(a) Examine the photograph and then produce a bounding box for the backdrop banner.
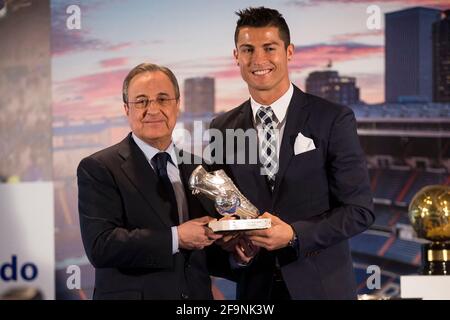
[0,182,55,300]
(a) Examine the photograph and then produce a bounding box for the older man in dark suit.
[77,63,224,300]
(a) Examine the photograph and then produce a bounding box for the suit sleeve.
[292,107,375,256]
[77,157,173,269]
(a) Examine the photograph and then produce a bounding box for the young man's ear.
[287,44,294,61]
[233,48,239,66]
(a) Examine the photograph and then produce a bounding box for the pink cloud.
[99,57,129,68]
[208,65,241,79]
[51,28,133,57]
[351,73,384,104]
[291,43,384,71]
[53,69,129,119]
[332,30,384,42]
[106,42,133,51]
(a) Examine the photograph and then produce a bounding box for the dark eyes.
[241,47,275,53]
[129,97,177,109]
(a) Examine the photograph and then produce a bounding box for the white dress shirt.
[132,133,188,254]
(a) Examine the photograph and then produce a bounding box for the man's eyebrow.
[133,93,170,99]
[156,92,170,97]
[239,44,254,49]
[134,94,148,99]
[263,42,280,46]
[239,42,280,49]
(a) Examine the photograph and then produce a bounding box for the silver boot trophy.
[189,165,271,232]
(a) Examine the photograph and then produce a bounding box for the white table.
[401,275,450,300]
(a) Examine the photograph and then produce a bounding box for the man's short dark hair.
[234,7,291,49]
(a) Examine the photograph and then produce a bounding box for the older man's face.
[124,71,179,150]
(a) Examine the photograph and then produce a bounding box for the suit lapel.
[272,86,311,203]
[119,134,174,227]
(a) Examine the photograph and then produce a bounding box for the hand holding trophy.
[189,165,271,232]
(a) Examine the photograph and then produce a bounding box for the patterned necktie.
[256,106,279,191]
[151,152,179,226]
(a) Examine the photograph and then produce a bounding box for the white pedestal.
[401,275,450,300]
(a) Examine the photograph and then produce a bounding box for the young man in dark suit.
[77,63,224,300]
[210,7,375,300]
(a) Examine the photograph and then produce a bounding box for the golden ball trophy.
[409,185,450,275]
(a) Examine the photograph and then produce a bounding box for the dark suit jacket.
[77,133,221,300]
[209,86,375,300]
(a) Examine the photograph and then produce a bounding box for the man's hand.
[215,232,240,252]
[245,212,294,251]
[212,216,259,264]
[214,215,241,250]
[177,216,223,250]
[232,235,260,265]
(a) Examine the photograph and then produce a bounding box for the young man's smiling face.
[234,26,294,104]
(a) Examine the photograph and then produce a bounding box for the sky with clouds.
[50,0,448,120]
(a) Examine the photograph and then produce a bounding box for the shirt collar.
[251,82,294,124]
[132,133,178,168]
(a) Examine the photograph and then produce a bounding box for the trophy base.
[208,218,271,232]
[421,242,450,275]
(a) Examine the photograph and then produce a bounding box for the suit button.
[181,293,189,299]
[185,263,191,268]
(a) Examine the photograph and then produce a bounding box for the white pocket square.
[294,132,316,155]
